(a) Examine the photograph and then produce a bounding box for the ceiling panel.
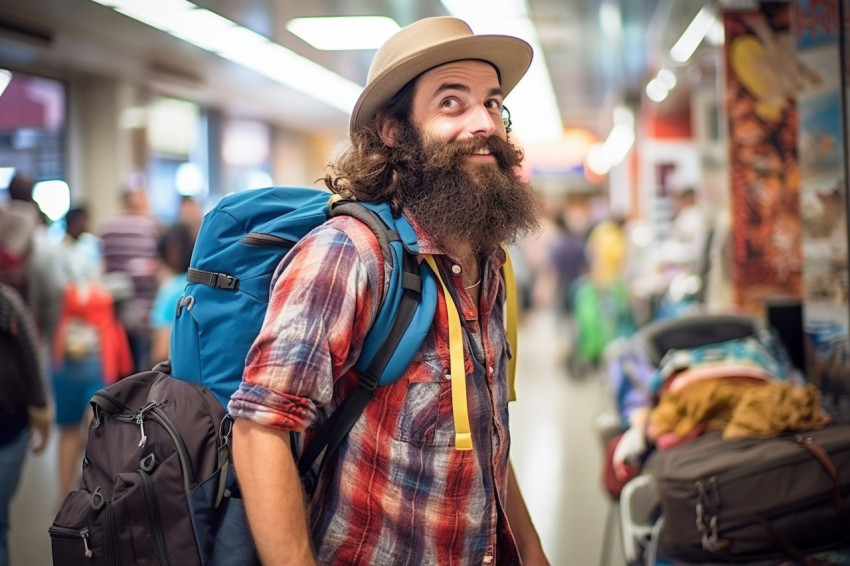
[0,0,714,139]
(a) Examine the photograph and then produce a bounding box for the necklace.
[464,278,482,290]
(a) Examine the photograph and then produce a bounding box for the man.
[98,181,161,372]
[0,173,64,342]
[230,17,549,565]
[0,282,52,566]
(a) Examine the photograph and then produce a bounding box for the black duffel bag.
[647,422,850,563]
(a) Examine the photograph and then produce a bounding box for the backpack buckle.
[213,273,238,290]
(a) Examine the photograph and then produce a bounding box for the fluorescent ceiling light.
[287,16,401,51]
[645,78,669,102]
[656,68,676,89]
[599,0,622,43]
[441,0,563,144]
[706,18,725,46]
[0,69,11,98]
[586,106,634,175]
[645,68,676,103]
[33,179,71,222]
[670,5,716,63]
[90,0,362,114]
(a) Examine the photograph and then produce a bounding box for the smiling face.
[408,60,507,157]
[371,60,539,253]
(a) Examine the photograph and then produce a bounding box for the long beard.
[391,122,540,253]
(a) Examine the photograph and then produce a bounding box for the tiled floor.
[10,306,621,565]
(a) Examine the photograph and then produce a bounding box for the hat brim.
[350,34,532,134]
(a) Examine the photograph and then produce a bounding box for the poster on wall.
[795,0,850,418]
[723,3,804,313]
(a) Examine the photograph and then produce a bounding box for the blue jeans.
[0,428,28,566]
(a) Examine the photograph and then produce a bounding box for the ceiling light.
[706,18,725,46]
[670,5,716,63]
[586,106,634,175]
[440,0,563,144]
[33,179,71,222]
[90,0,362,114]
[645,79,669,102]
[656,68,677,89]
[599,0,623,43]
[286,16,401,51]
[0,69,11,97]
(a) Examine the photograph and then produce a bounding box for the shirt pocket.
[392,351,456,447]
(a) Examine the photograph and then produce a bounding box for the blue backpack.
[170,186,438,472]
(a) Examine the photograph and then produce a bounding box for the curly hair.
[323,80,419,212]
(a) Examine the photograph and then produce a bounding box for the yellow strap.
[423,255,473,451]
[502,249,519,402]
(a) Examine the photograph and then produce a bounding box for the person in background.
[178,195,204,240]
[540,211,588,366]
[658,187,709,280]
[653,186,711,318]
[149,222,195,364]
[230,16,550,566]
[0,283,51,566]
[571,215,635,373]
[98,180,162,372]
[52,205,133,497]
[0,173,64,345]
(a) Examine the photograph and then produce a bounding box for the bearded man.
[230,16,549,566]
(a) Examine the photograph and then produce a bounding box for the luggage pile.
[604,312,850,566]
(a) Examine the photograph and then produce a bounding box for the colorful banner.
[796,0,850,418]
[723,3,803,314]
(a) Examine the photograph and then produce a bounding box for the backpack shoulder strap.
[298,201,435,482]
[424,255,472,451]
[297,203,520,481]
[501,247,519,402]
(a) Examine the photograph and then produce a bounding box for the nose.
[465,105,500,137]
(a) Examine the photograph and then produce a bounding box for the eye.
[485,99,503,111]
[440,98,459,109]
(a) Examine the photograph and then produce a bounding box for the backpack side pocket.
[49,488,118,566]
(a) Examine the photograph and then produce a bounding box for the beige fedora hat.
[349,16,533,134]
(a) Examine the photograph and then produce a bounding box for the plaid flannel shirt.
[229,213,518,565]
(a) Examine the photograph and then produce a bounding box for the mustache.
[421,135,523,171]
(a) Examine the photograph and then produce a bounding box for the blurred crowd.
[512,184,721,377]
[0,173,200,515]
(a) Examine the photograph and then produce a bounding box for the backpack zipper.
[48,526,94,558]
[104,502,119,565]
[240,232,295,247]
[139,469,170,564]
[97,396,197,491]
[148,405,196,490]
[49,515,120,566]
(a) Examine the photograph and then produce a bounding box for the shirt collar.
[401,209,507,270]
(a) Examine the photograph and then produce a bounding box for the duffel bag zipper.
[691,435,850,536]
[240,232,294,247]
[702,433,850,487]
[139,470,170,564]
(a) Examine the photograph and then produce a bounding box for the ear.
[376,114,398,147]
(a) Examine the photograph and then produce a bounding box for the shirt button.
[488,366,494,375]
[483,557,494,564]
[451,264,462,274]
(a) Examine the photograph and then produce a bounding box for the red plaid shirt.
[229,213,518,565]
